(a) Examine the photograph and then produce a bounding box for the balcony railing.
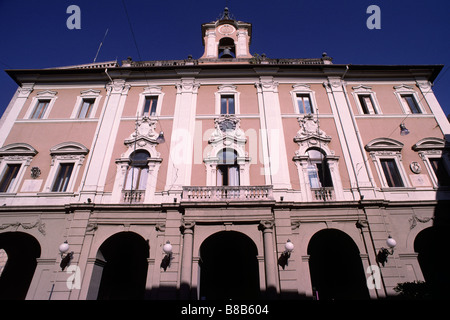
[122,190,145,203]
[182,186,273,202]
[311,187,334,201]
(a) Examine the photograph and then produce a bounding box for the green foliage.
[393,281,432,299]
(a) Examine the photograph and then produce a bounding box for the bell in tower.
[200,7,252,61]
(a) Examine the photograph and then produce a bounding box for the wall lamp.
[156,131,165,144]
[160,241,173,271]
[278,239,294,270]
[59,241,74,271]
[399,123,410,136]
[377,235,397,267]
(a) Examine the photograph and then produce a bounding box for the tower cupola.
[200,7,252,60]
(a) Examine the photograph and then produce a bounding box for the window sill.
[37,192,77,197]
[380,187,416,192]
[0,192,18,197]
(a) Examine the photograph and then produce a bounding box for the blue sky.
[1,0,449,118]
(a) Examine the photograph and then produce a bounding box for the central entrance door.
[199,231,260,300]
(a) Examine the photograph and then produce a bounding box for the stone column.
[180,221,195,299]
[259,220,277,298]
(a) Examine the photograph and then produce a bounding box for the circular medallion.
[410,161,421,174]
[218,24,235,35]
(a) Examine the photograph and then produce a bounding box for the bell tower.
[200,8,252,60]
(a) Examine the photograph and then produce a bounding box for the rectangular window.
[307,162,333,188]
[429,158,450,186]
[0,164,21,192]
[77,98,95,118]
[143,96,158,116]
[220,95,235,114]
[125,167,148,190]
[52,163,74,192]
[296,94,313,114]
[217,165,239,186]
[380,159,404,187]
[358,95,376,114]
[30,100,50,119]
[401,94,421,114]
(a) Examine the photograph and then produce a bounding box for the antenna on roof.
[93,28,109,63]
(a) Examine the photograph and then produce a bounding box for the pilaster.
[81,79,130,201]
[255,77,291,190]
[0,83,34,147]
[323,77,373,199]
[165,78,200,191]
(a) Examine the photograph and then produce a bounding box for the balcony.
[122,190,145,203]
[182,186,273,202]
[311,187,335,201]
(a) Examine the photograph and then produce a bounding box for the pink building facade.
[0,9,449,300]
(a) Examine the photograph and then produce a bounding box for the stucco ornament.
[294,114,332,154]
[123,116,161,158]
[209,115,246,145]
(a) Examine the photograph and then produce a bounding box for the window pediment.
[412,137,447,151]
[50,142,89,156]
[0,143,38,156]
[365,138,404,152]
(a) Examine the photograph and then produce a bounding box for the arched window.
[124,150,150,191]
[306,149,333,188]
[217,149,239,186]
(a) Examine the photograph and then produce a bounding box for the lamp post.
[278,239,294,270]
[377,235,397,267]
[161,241,173,271]
[59,241,74,271]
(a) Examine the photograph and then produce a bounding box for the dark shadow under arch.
[0,232,41,300]
[414,226,450,298]
[307,229,369,300]
[199,231,260,300]
[96,232,149,300]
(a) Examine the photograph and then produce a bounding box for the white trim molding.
[290,84,319,115]
[24,90,58,119]
[0,143,38,193]
[393,84,426,114]
[413,137,450,188]
[203,115,251,186]
[351,85,382,115]
[43,142,89,193]
[136,86,165,117]
[215,84,241,115]
[70,89,102,119]
[111,117,163,203]
[292,114,344,201]
[365,137,411,188]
